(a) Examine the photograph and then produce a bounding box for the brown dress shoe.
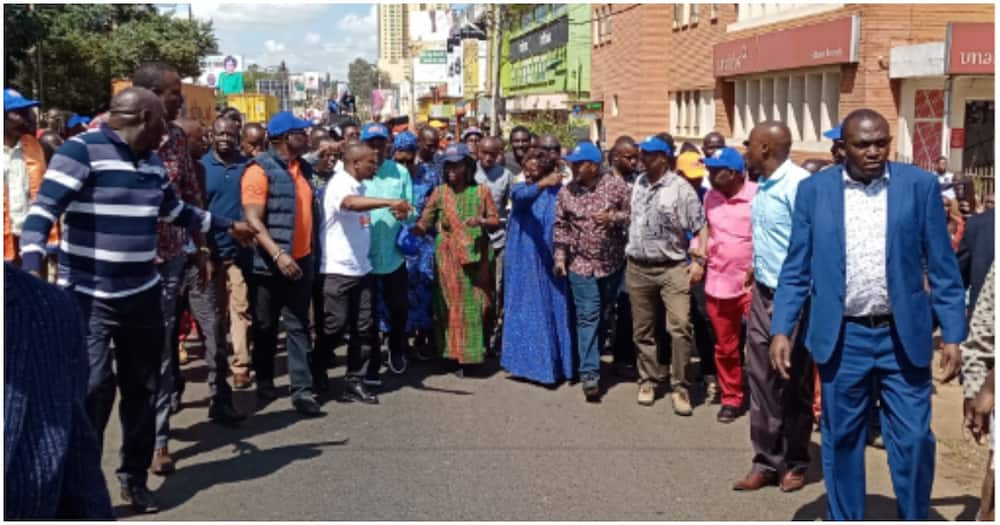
[733,470,778,491]
[233,371,252,390]
[150,447,175,476]
[780,469,806,492]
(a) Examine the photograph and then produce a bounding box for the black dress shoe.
[256,381,282,401]
[343,380,379,404]
[716,405,740,424]
[208,402,246,425]
[121,484,160,514]
[292,396,323,417]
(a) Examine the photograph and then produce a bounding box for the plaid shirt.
[156,124,203,261]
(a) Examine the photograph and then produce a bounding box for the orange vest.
[4,134,59,261]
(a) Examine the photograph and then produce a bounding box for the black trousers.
[746,281,814,474]
[374,264,408,357]
[317,273,381,380]
[691,280,717,377]
[76,284,163,489]
[248,255,315,400]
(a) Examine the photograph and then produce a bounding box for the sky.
[158,3,378,80]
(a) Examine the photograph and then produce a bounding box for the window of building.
[670,89,715,138]
[611,94,620,117]
[594,5,613,45]
[730,4,844,31]
[689,4,699,25]
[674,3,698,29]
[553,4,566,17]
[534,5,548,22]
[710,3,718,20]
[730,69,841,147]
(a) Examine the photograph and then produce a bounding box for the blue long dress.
[403,160,442,333]
[500,181,574,384]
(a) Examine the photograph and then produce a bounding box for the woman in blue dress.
[500,148,574,385]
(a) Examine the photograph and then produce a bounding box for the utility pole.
[489,4,502,136]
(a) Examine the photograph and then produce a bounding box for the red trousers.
[706,292,751,408]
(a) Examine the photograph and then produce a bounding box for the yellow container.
[226,93,279,124]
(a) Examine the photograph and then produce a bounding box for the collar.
[722,179,756,202]
[760,159,796,184]
[842,166,890,186]
[641,170,678,189]
[206,150,248,167]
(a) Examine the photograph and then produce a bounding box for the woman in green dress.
[410,143,500,370]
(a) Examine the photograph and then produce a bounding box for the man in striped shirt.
[19,87,256,514]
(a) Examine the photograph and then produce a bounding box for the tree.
[4,5,47,82]
[6,4,218,114]
[347,57,391,109]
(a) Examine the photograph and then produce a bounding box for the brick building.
[589,3,994,167]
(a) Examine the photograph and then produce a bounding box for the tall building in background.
[378,3,450,85]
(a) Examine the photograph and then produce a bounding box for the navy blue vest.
[249,148,319,276]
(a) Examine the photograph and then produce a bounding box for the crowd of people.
[3,58,995,521]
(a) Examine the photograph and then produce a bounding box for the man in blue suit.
[769,109,966,520]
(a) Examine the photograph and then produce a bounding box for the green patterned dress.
[416,183,498,364]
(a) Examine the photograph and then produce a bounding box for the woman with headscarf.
[410,143,499,372]
[500,148,574,384]
[392,130,439,359]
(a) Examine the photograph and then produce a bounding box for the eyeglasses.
[541,145,561,152]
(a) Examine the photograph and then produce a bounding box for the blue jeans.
[819,321,934,520]
[568,269,623,381]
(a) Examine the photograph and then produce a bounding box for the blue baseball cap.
[361,122,389,141]
[440,142,472,164]
[392,130,419,153]
[822,126,842,141]
[67,113,90,129]
[703,147,745,172]
[563,141,602,164]
[267,111,312,138]
[638,135,674,157]
[4,88,39,112]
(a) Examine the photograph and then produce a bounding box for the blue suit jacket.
[770,161,967,367]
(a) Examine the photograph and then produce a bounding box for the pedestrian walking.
[362,122,414,376]
[410,143,500,372]
[770,109,967,519]
[475,135,514,354]
[554,141,631,402]
[960,263,995,521]
[500,147,574,385]
[406,127,443,360]
[318,142,413,404]
[241,111,323,418]
[626,136,706,415]
[241,123,267,158]
[19,87,256,513]
[701,147,756,423]
[203,116,254,390]
[504,125,531,177]
[606,136,641,380]
[733,121,814,494]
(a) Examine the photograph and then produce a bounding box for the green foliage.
[6,4,217,115]
[347,57,391,114]
[508,113,591,148]
[4,5,47,81]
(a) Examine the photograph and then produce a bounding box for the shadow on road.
[114,438,348,518]
[790,493,979,521]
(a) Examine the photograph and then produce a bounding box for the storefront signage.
[946,22,994,75]
[714,16,860,77]
[950,128,966,149]
[420,49,447,64]
[509,16,569,62]
[570,101,604,115]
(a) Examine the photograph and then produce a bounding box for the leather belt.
[628,256,682,267]
[844,314,893,328]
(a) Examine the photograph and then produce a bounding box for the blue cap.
[563,141,602,164]
[822,126,842,141]
[439,142,472,164]
[4,88,39,112]
[67,113,90,129]
[703,147,745,172]
[267,111,312,137]
[638,135,674,156]
[392,130,418,153]
[361,122,389,141]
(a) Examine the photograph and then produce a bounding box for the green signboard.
[420,49,447,64]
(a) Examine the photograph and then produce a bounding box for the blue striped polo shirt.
[19,124,232,299]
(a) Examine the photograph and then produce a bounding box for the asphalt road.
[101,350,980,521]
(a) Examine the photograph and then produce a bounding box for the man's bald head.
[702,131,725,158]
[841,109,890,141]
[745,121,793,176]
[343,142,378,180]
[108,87,166,153]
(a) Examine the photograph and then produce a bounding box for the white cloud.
[336,5,376,34]
[190,3,327,29]
[263,40,286,53]
[305,32,321,45]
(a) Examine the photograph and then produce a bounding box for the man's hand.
[938,343,961,382]
[194,250,214,290]
[465,216,482,227]
[537,173,563,189]
[744,268,755,292]
[769,334,792,380]
[687,261,705,284]
[275,252,303,281]
[553,260,567,278]
[390,199,413,220]
[229,221,259,247]
[965,390,995,446]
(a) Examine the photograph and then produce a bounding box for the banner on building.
[509,16,569,62]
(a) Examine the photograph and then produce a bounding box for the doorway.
[962,99,994,170]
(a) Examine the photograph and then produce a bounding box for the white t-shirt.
[321,170,373,276]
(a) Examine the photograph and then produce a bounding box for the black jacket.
[956,207,995,314]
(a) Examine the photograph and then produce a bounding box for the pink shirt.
[703,180,757,299]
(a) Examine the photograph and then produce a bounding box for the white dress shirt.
[843,169,891,317]
[4,140,31,236]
